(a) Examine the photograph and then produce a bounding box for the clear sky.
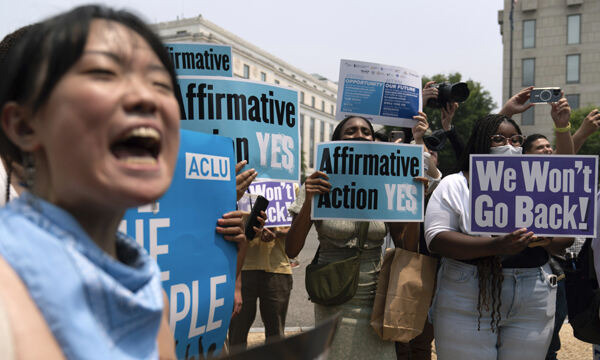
[0,0,506,109]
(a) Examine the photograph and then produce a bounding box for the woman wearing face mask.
[424,114,556,360]
[286,114,426,359]
[0,5,246,359]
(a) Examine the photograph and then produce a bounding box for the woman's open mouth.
[110,126,161,165]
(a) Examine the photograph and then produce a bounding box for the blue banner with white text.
[120,129,237,359]
[311,141,424,221]
[165,43,232,77]
[177,77,300,182]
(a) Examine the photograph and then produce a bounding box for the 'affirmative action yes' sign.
[470,154,598,237]
[311,141,424,222]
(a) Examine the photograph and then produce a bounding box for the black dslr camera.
[426,82,470,108]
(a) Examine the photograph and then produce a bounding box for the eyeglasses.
[490,134,525,146]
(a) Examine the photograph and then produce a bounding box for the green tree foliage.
[384,73,496,176]
[570,105,600,156]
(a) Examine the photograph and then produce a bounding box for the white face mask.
[490,144,523,155]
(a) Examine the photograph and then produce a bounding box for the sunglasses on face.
[490,134,525,146]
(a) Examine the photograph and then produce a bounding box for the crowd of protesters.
[1,4,600,360]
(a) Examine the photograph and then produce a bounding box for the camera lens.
[539,90,552,102]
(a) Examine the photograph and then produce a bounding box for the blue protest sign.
[241,180,296,227]
[335,59,422,127]
[177,77,299,182]
[470,154,598,237]
[311,141,424,221]
[120,130,237,359]
[165,43,232,77]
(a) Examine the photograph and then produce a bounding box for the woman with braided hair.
[424,114,556,359]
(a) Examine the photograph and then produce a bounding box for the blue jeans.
[431,258,556,360]
[546,280,567,360]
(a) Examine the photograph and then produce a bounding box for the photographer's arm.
[413,112,440,179]
[572,109,600,153]
[441,102,464,161]
[499,86,534,118]
[551,96,574,155]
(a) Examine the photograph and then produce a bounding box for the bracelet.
[554,122,571,133]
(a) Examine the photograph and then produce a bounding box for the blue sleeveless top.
[0,193,163,359]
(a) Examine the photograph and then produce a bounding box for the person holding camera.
[422,81,464,161]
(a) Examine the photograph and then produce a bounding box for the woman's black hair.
[331,116,375,141]
[457,114,522,171]
[456,114,522,332]
[0,5,180,166]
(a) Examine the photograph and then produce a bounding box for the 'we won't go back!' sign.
[470,154,598,237]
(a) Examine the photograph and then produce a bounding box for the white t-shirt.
[0,161,18,206]
[424,172,470,250]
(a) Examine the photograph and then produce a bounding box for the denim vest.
[0,193,163,359]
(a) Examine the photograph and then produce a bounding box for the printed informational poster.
[165,43,232,77]
[470,154,598,237]
[239,180,296,228]
[311,141,424,221]
[121,130,237,358]
[335,59,422,128]
[177,77,300,182]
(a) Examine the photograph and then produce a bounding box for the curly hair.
[459,114,522,332]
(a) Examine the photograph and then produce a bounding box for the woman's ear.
[0,102,41,153]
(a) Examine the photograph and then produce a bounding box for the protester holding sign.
[424,113,559,359]
[287,115,429,359]
[0,6,248,359]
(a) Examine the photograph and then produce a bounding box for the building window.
[300,114,305,137]
[321,101,325,112]
[566,94,580,110]
[567,15,581,44]
[274,79,280,85]
[320,121,325,142]
[330,105,334,114]
[523,19,535,48]
[260,72,266,82]
[309,118,315,168]
[522,106,534,126]
[300,91,305,104]
[329,124,334,139]
[311,96,315,108]
[566,54,580,83]
[243,64,249,79]
[522,58,535,86]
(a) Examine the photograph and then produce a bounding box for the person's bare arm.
[285,172,330,258]
[429,228,534,260]
[551,96,574,155]
[157,290,176,360]
[498,87,534,118]
[573,109,600,153]
[0,256,65,359]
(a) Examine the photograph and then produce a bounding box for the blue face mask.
[489,144,522,155]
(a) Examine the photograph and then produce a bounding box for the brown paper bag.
[370,247,438,342]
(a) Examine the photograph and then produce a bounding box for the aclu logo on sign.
[185,153,230,181]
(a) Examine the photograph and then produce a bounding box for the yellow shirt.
[242,226,292,275]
